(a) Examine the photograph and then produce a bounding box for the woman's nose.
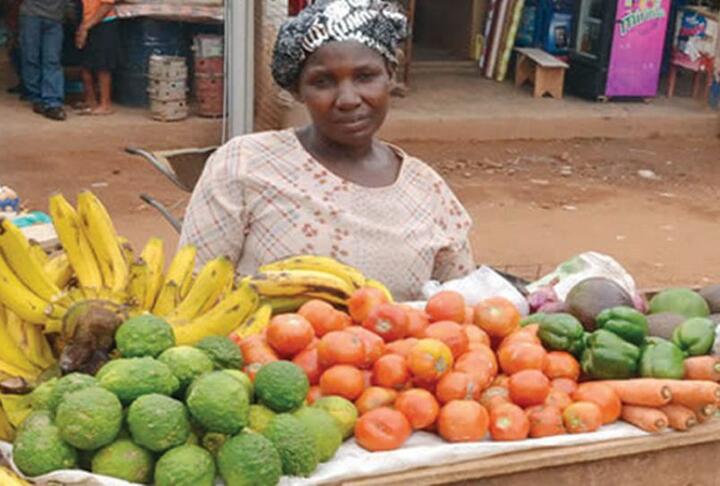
[335,80,362,110]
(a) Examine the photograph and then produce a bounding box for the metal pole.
[226,0,255,140]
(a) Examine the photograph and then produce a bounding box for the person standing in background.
[75,0,119,116]
[3,0,25,97]
[19,0,68,120]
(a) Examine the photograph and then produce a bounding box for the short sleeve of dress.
[431,180,475,282]
[178,138,248,268]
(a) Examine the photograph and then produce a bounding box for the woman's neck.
[300,125,375,163]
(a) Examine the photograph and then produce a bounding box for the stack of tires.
[115,19,187,107]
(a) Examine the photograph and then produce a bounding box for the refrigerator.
[566,0,672,100]
[516,0,574,56]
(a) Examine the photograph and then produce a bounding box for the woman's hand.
[75,25,89,49]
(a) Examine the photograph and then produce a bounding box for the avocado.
[262,413,319,477]
[699,285,720,313]
[312,396,358,439]
[565,277,634,331]
[186,371,249,434]
[92,439,155,484]
[217,432,282,486]
[97,357,179,403]
[223,369,254,402]
[28,377,58,411]
[115,314,175,358]
[154,445,216,486]
[254,361,309,413]
[248,404,276,434]
[650,288,711,318]
[294,406,343,462]
[127,393,191,452]
[195,335,244,370]
[157,346,214,392]
[56,387,122,450]
[647,312,686,340]
[13,411,77,476]
[47,373,97,415]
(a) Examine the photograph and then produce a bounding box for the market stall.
[1,192,720,485]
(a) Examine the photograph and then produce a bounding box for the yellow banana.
[260,255,367,290]
[127,258,150,308]
[0,309,40,376]
[49,193,103,291]
[180,275,194,300]
[262,296,312,315]
[77,191,129,293]
[28,240,49,267]
[304,291,348,307]
[0,217,61,301]
[153,245,196,315]
[0,466,30,485]
[4,310,53,370]
[0,406,15,442]
[167,257,234,323]
[140,238,165,310]
[231,303,272,339]
[250,269,355,301]
[0,393,32,428]
[173,282,258,345]
[365,278,394,303]
[118,236,134,263]
[0,252,58,324]
[43,253,73,289]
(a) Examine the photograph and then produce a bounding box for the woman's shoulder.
[394,149,452,192]
[211,129,302,174]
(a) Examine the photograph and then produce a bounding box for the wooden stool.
[514,48,569,99]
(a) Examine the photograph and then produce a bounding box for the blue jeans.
[20,15,64,108]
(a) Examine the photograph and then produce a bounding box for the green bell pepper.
[581,329,640,380]
[672,317,715,356]
[536,313,586,358]
[595,306,649,346]
[639,337,685,379]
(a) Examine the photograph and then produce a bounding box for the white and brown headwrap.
[271,0,408,89]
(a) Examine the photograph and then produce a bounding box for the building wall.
[414,0,484,59]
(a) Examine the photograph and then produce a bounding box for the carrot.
[663,380,720,410]
[621,405,668,433]
[659,404,697,431]
[694,404,717,424]
[684,356,720,382]
[597,379,671,407]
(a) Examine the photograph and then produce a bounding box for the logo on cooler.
[618,0,666,37]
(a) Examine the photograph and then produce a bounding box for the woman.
[180,0,474,302]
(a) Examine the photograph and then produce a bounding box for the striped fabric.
[179,129,474,301]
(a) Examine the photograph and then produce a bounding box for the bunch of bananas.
[0,466,31,486]
[249,255,393,313]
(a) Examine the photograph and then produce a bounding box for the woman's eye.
[356,71,377,82]
[310,76,332,88]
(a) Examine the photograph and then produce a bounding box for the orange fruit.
[563,402,603,434]
[395,388,440,429]
[362,303,409,342]
[463,324,491,350]
[499,326,541,350]
[435,371,482,404]
[239,335,279,365]
[463,306,475,324]
[385,338,419,358]
[292,346,322,385]
[497,342,548,375]
[545,389,573,411]
[354,407,412,452]
[437,400,489,442]
[317,330,365,368]
[551,377,578,395]
[319,365,365,401]
[426,291,466,323]
[473,297,521,339]
[403,306,430,338]
[489,402,530,441]
[306,385,323,405]
[372,353,410,390]
[544,351,581,381]
[355,387,398,415]
[266,314,315,357]
[526,405,566,438]
[479,386,510,410]
[425,321,469,358]
[298,299,349,337]
[492,374,510,388]
[345,326,386,368]
[348,287,389,323]
[406,338,454,382]
[508,369,551,408]
[454,347,498,389]
[572,383,622,425]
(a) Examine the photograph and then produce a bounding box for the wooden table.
[343,420,720,485]
[514,47,569,99]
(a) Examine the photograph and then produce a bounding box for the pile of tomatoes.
[237,288,623,452]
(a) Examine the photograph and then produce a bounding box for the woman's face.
[296,41,392,148]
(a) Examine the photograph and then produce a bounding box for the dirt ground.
[2,56,720,290]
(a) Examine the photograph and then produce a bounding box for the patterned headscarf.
[271,0,408,90]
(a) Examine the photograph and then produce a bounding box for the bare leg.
[81,68,98,108]
[92,70,113,114]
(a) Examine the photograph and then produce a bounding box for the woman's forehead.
[304,41,386,68]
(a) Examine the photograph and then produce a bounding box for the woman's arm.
[432,236,475,282]
[178,142,248,269]
[75,1,114,49]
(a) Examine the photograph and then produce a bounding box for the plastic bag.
[422,266,529,316]
[526,252,638,302]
